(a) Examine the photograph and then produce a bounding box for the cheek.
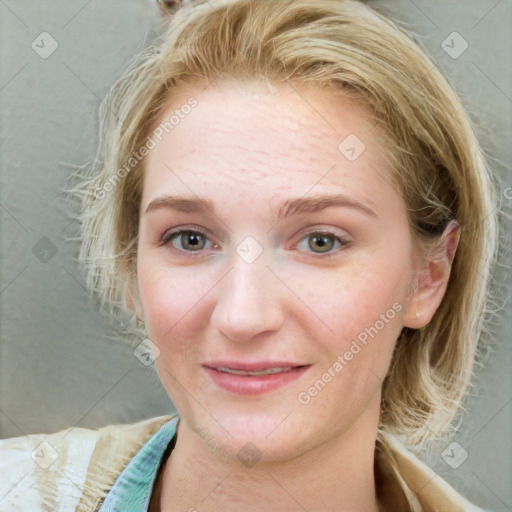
[136,260,210,351]
[311,259,406,322]
[296,270,407,414]
[305,254,410,365]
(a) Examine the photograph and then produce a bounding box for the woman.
[0,0,498,510]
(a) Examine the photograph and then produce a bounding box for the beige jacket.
[0,415,484,511]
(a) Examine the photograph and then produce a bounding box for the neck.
[158,402,383,511]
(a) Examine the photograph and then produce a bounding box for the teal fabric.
[98,415,179,512]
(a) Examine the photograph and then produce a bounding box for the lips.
[202,361,311,395]
[215,366,294,376]
[204,361,307,373]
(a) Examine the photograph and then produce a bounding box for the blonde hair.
[73,0,499,446]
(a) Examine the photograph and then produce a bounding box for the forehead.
[141,80,398,211]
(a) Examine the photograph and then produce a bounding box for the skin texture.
[135,80,459,511]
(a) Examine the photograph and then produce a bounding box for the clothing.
[0,414,484,511]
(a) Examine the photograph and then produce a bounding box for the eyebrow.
[144,193,377,220]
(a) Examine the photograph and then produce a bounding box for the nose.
[210,251,285,343]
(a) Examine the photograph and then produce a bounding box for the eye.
[161,228,215,253]
[159,228,349,256]
[296,230,350,255]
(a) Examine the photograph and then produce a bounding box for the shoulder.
[377,430,485,512]
[0,415,175,512]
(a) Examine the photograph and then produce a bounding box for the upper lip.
[204,361,309,372]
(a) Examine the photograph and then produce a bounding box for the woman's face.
[137,81,421,461]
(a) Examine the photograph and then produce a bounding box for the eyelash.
[159,227,351,258]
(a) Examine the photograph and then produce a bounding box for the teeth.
[216,367,293,376]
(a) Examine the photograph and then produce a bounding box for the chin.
[190,406,312,463]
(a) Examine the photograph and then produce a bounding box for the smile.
[215,366,293,376]
[203,364,311,395]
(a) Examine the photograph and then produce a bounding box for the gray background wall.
[0,1,511,509]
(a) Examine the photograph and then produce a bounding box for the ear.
[403,220,460,329]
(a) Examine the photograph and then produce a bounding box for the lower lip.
[203,366,310,395]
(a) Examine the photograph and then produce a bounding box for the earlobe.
[403,220,460,329]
